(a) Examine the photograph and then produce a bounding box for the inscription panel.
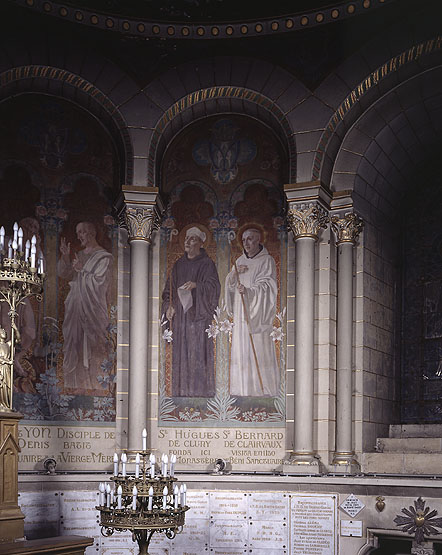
[291,494,337,555]
[187,490,210,518]
[209,520,248,549]
[210,492,247,520]
[249,520,288,550]
[20,491,60,540]
[172,518,210,548]
[248,492,289,521]
[60,491,99,521]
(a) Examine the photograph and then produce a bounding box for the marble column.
[286,202,328,467]
[118,187,163,451]
[330,212,363,468]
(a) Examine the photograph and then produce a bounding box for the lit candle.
[148,486,153,511]
[13,222,18,244]
[132,485,137,511]
[150,453,155,479]
[169,453,176,477]
[173,484,179,509]
[162,485,168,510]
[99,482,105,506]
[12,239,17,256]
[0,226,4,251]
[135,452,140,478]
[121,452,127,477]
[117,485,122,509]
[25,240,30,262]
[30,244,36,268]
[162,453,168,477]
[142,428,147,451]
[17,227,23,252]
[113,453,119,476]
[106,483,111,508]
[8,239,12,259]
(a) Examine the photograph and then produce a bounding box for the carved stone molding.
[120,206,161,243]
[330,212,363,244]
[286,202,329,240]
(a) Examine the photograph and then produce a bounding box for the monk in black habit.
[162,226,220,397]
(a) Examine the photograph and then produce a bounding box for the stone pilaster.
[330,212,363,472]
[284,182,331,473]
[116,186,164,451]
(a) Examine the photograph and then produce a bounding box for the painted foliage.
[159,115,287,426]
[0,94,118,422]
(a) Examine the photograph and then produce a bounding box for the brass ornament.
[330,212,363,244]
[394,497,442,544]
[286,202,329,240]
[375,496,385,512]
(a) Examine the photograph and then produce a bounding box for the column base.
[331,451,360,474]
[282,452,321,475]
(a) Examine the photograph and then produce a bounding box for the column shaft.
[294,236,316,459]
[128,239,150,451]
[335,242,354,457]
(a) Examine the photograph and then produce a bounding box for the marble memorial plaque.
[148,550,170,555]
[210,492,247,520]
[60,490,99,521]
[248,492,289,521]
[101,549,137,555]
[209,550,246,554]
[19,491,60,523]
[209,520,248,549]
[340,519,363,537]
[339,494,365,518]
[149,529,172,549]
[18,423,116,471]
[60,516,101,539]
[84,547,99,555]
[291,493,337,555]
[248,520,288,550]
[187,490,210,518]
[100,531,134,547]
[172,518,210,548]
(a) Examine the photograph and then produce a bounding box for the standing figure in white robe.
[225,228,280,397]
[58,222,112,390]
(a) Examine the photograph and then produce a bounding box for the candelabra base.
[133,529,154,555]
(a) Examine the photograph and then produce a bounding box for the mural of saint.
[162,226,220,397]
[225,227,280,397]
[58,221,113,390]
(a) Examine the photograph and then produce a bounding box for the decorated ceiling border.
[313,34,442,181]
[13,0,392,40]
[147,86,296,186]
[0,65,133,185]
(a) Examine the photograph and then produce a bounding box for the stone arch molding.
[0,65,134,187]
[145,58,309,188]
[314,34,442,189]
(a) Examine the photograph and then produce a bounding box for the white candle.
[99,482,105,506]
[38,256,44,274]
[132,485,137,511]
[18,227,23,251]
[162,453,168,477]
[8,239,12,259]
[113,453,119,476]
[117,485,122,509]
[169,453,176,477]
[135,452,140,478]
[31,234,36,247]
[25,240,30,261]
[142,428,147,451]
[162,485,168,510]
[173,484,179,509]
[148,486,153,511]
[121,452,127,477]
[13,222,18,243]
[0,226,4,251]
[150,453,155,478]
[12,239,17,255]
[106,483,111,508]
[180,483,187,506]
[30,244,36,268]
[110,489,114,507]
[183,483,187,506]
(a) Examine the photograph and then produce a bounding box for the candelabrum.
[0,223,45,412]
[96,437,188,555]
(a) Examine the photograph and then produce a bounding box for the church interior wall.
[1,1,442,552]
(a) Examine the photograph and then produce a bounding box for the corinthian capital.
[287,202,329,240]
[330,212,363,244]
[121,206,161,243]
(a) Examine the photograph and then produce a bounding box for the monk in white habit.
[58,221,112,390]
[225,228,280,397]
